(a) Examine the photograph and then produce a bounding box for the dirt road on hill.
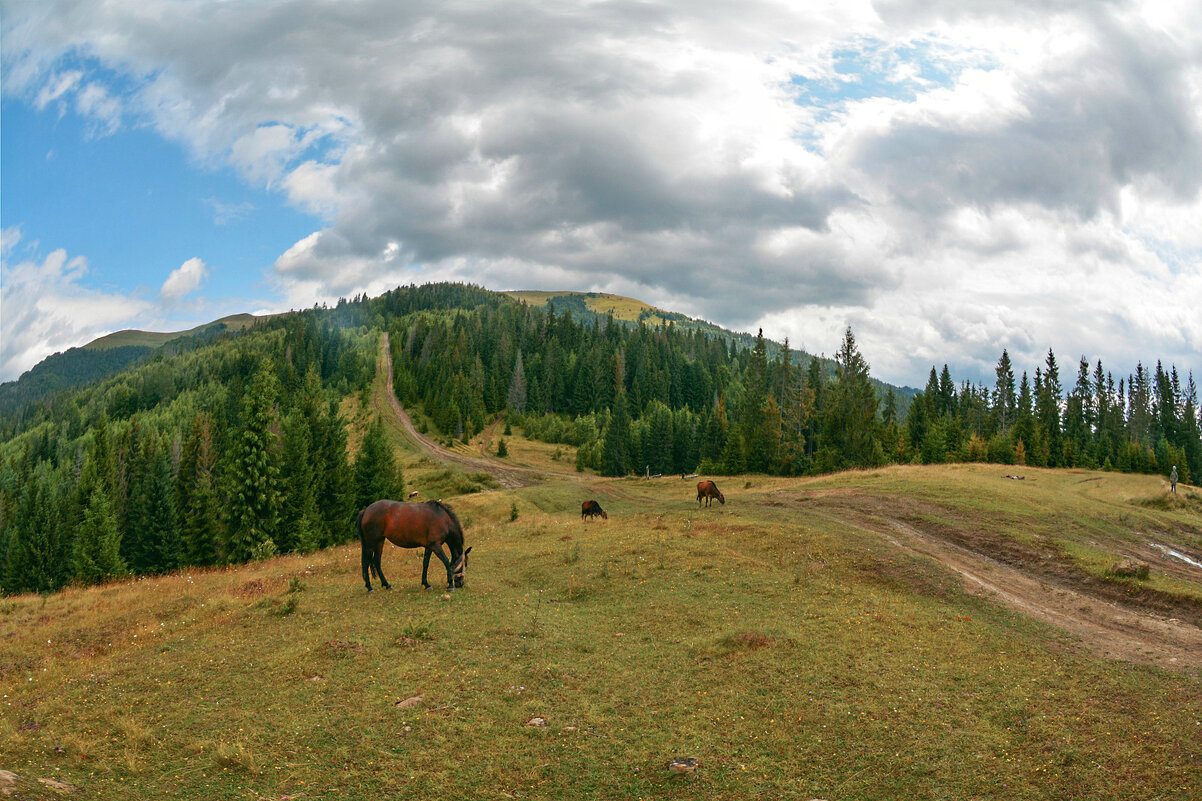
[377,333,578,490]
[803,500,1202,672]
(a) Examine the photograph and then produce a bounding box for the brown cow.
[581,500,608,520]
[696,480,725,507]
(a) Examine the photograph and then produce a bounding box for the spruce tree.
[314,399,353,547]
[721,427,747,474]
[177,413,222,566]
[354,418,403,512]
[3,465,60,594]
[1036,350,1063,466]
[507,350,528,413]
[226,362,283,564]
[823,327,879,468]
[993,350,1016,435]
[600,386,631,477]
[741,329,772,473]
[72,487,126,584]
[279,411,321,554]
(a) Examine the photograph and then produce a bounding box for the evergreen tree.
[354,418,404,512]
[125,436,180,574]
[721,427,747,474]
[177,413,221,567]
[822,327,879,468]
[938,365,957,418]
[3,464,61,594]
[600,385,631,477]
[740,329,773,473]
[1015,371,1034,454]
[701,403,727,464]
[226,362,283,563]
[993,350,1016,435]
[72,487,126,584]
[1035,351,1063,465]
[279,411,321,554]
[803,357,825,461]
[313,399,353,547]
[507,350,528,413]
[643,401,675,475]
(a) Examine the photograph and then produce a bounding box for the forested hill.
[0,313,268,419]
[510,289,919,411]
[2,282,1199,598]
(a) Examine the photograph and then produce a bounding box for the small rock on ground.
[395,695,423,710]
[38,777,76,793]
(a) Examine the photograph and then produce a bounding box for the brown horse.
[357,499,471,592]
[581,500,607,520]
[697,480,725,507]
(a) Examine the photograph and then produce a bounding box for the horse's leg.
[374,541,391,590]
[361,537,374,592]
[429,544,454,590]
[421,549,433,589]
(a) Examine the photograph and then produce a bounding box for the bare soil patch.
[793,491,1202,672]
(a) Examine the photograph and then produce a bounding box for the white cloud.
[159,257,209,301]
[0,232,153,381]
[3,0,1201,386]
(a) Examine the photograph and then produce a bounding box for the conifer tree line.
[384,285,1201,484]
[901,349,1201,483]
[2,283,1198,595]
[0,306,401,595]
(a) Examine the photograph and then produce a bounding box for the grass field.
[3,464,1200,800]
[82,314,266,351]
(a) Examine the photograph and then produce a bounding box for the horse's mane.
[425,499,464,547]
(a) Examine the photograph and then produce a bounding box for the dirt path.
[814,508,1202,672]
[377,333,578,490]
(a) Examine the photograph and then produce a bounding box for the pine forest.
[2,282,1199,595]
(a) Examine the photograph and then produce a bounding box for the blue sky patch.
[1,97,321,302]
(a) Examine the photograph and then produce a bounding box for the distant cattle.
[581,500,608,520]
[696,480,725,507]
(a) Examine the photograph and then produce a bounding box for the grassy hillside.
[3,465,1199,800]
[82,313,264,351]
[0,314,271,420]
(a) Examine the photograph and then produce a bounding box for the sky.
[2,0,1200,390]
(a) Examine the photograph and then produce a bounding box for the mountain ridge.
[2,288,918,418]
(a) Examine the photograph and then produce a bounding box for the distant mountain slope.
[82,313,263,351]
[0,313,268,417]
[505,290,770,352]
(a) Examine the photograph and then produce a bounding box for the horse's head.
[717,491,725,505]
[453,546,472,588]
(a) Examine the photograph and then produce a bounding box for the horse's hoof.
[366,588,374,593]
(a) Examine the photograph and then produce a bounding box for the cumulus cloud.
[3,0,1201,385]
[0,228,153,380]
[160,257,209,301]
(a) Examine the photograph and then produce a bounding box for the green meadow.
[3,464,1200,800]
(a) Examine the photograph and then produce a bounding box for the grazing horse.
[696,480,725,507]
[581,500,608,520]
[357,499,471,592]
